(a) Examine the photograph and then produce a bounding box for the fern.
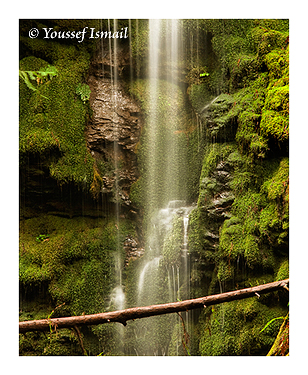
[19,65,58,99]
[76,83,91,103]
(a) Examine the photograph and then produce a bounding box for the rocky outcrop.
[123,235,144,265]
[199,94,237,142]
[198,98,237,254]
[200,160,234,252]
[87,45,142,208]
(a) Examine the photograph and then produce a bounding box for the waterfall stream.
[134,201,193,355]
[99,19,194,355]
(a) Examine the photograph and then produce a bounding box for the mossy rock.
[199,297,288,355]
[260,85,289,142]
[19,46,95,190]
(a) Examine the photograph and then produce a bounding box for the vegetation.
[19,19,98,188]
[19,214,137,355]
[19,19,288,356]
[185,19,289,355]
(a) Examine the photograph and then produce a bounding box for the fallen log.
[19,278,289,334]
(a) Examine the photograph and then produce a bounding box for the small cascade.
[135,200,193,355]
[137,255,161,306]
[111,252,125,310]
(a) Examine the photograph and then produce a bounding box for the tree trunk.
[267,312,289,356]
[19,278,289,334]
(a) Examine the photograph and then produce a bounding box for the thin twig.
[72,326,87,356]
[177,312,190,355]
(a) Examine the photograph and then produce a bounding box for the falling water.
[129,19,197,356]
[128,19,133,82]
[102,19,125,354]
[200,96,220,113]
[134,199,193,355]
[146,19,161,212]
[109,19,125,310]
[137,255,161,306]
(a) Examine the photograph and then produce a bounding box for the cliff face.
[186,19,289,355]
[87,50,142,207]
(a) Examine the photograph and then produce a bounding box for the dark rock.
[87,50,142,207]
[213,169,231,183]
[200,94,238,142]
[123,235,144,265]
[199,148,236,252]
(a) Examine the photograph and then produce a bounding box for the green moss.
[252,22,289,59]
[276,259,289,281]
[194,20,289,156]
[20,212,138,355]
[129,177,144,208]
[216,153,288,279]
[188,208,203,256]
[199,143,237,184]
[218,191,266,276]
[264,48,289,82]
[19,329,83,356]
[199,298,288,355]
[260,85,289,141]
[20,215,136,314]
[219,166,287,276]
[189,83,212,113]
[259,158,289,246]
[162,216,183,266]
[19,45,95,189]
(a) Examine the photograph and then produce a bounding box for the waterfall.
[109,19,125,311]
[137,255,161,306]
[146,19,161,213]
[97,19,125,354]
[135,200,193,355]
[129,19,196,356]
[92,19,194,355]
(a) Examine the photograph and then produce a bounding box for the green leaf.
[19,65,58,99]
[19,70,37,91]
[260,316,284,333]
[76,83,91,103]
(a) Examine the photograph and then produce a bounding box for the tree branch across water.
[19,279,289,334]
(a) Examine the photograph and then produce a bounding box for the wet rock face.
[87,48,142,206]
[200,158,235,252]
[123,235,145,265]
[200,94,238,142]
[88,79,140,150]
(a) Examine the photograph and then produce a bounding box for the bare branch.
[19,279,289,334]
